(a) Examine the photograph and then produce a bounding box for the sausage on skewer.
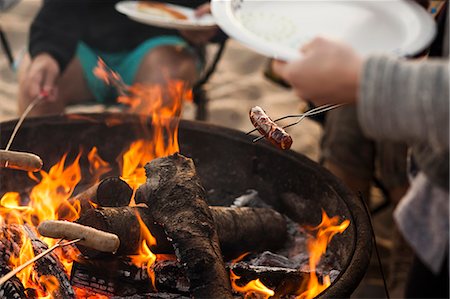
[0,150,43,172]
[249,106,293,150]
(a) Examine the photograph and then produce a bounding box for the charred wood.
[22,225,75,299]
[231,262,309,297]
[77,205,286,258]
[0,225,27,299]
[135,153,233,298]
[58,177,132,219]
[76,206,172,257]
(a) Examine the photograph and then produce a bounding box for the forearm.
[358,56,449,150]
[29,0,86,72]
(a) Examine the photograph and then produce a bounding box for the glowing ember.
[296,210,350,299]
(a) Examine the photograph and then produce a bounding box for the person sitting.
[273,29,449,297]
[17,0,220,116]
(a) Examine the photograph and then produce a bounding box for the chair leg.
[193,87,208,121]
[0,26,15,69]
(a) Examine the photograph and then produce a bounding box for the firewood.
[58,177,132,218]
[76,205,287,258]
[135,153,233,298]
[0,150,42,172]
[76,206,172,257]
[0,226,27,299]
[22,225,75,299]
[37,220,120,253]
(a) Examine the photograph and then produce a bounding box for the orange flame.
[296,210,350,299]
[0,150,106,295]
[87,147,112,183]
[230,270,275,299]
[130,212,157,289]
[230,252,274,298]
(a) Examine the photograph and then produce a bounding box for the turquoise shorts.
[76,36,189,103]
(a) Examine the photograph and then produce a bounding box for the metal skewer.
[0,238,82,287]
[247,104,345,143]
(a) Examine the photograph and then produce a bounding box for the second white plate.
[212,0,436,61]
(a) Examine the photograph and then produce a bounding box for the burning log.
[0,150,42,172]
[58,177,132,218]
[0,226,27,299]
[22,225,75,299]
[136,153,233,298]
[73,177,132,208]
[76,205,286,257]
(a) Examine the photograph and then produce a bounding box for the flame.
[0,151,100,296]
[130,212,157,289]
[230,270,275,299]
[296,210,350,299]
[230,252,274,298]
[94,57,192,192]
[87,147,112,183]
[0,58,194,297]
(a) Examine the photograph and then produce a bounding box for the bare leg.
[17,55,94,116]
[134,45,198,86]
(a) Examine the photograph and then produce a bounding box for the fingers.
[272,60,288,78]
[23,54,60,101]
[194,3,211,17]
[42,68,59,101]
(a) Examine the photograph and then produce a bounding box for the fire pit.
[0,113,372,298]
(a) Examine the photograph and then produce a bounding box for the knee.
[136,45,198,85]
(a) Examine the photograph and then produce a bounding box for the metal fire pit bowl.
[0,113,372,298]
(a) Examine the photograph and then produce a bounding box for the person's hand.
[20,53,60,101]
[273,37,363,106]
[179,3,218,46]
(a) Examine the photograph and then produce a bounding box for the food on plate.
[137,1,187,20]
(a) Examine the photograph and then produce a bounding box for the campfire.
[0,71,370,298]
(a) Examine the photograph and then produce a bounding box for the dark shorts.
[321,105,408,189]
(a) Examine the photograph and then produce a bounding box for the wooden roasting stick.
[136,153,234,298]
[1,92,46,172]
[0,149,43,172]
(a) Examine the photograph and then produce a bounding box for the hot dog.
[249,106,293,150]
[38,220,120,253]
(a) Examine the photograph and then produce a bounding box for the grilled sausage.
[0,150,43,172]
[249,106,293,150]
[38,220,120,253]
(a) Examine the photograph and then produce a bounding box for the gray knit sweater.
[358,55,449,273]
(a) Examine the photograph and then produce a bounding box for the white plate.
[116,1,217,30]
[211,0,436,60]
